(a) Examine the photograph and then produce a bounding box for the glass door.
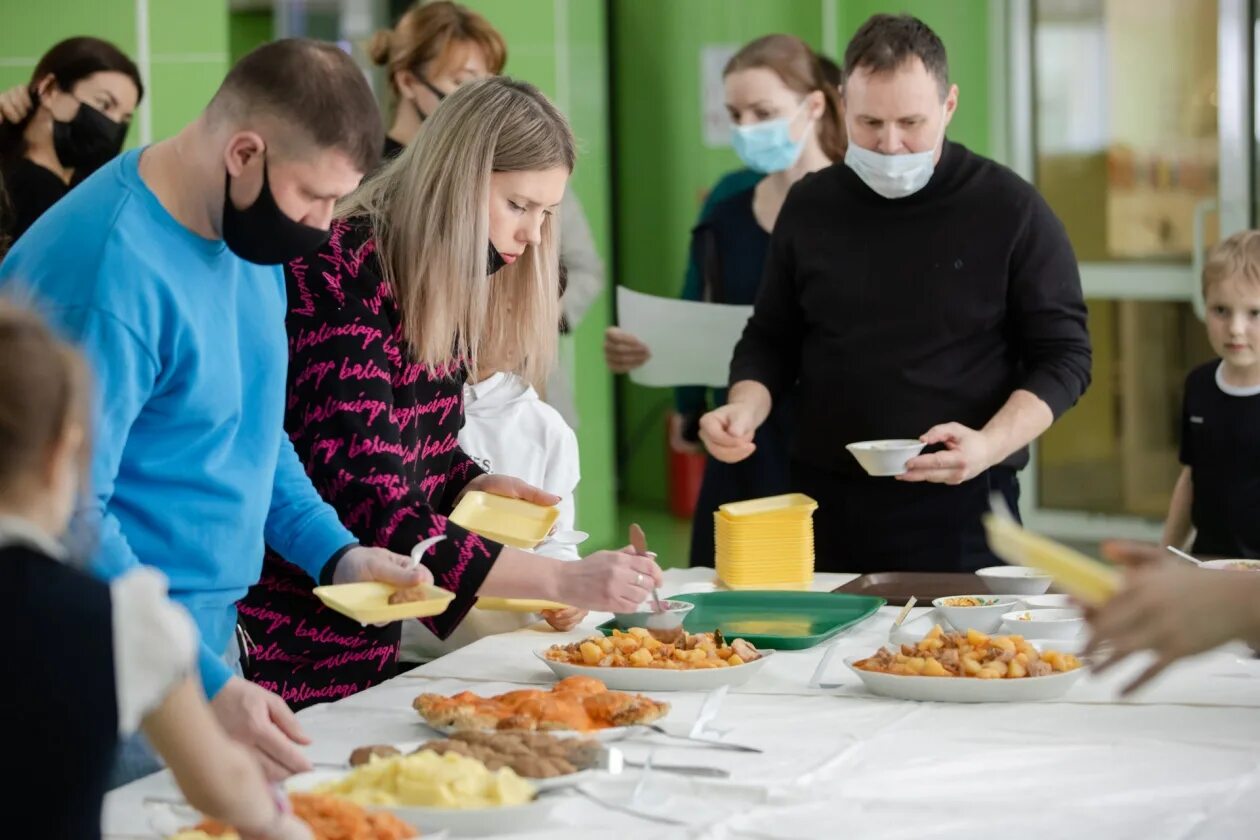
[1003,0,1253,541]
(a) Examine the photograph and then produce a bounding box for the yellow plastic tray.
[449,491,559,549]
[982,513,1120,606]
[719,494,818,519]
[476,597,569,613]
[313,582,456,625]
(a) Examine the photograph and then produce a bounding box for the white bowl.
[610,599,695,630]
[999,608,1084,640]
[976,565,1053,595]
[931,595,1021,634]
[1200,559,1260,572]
[1020,594,1075,610]
[844,439,926,477]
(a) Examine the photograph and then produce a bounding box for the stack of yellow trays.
[714,493,817,590]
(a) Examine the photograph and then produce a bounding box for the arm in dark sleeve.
[1007,193,1093,417]
[675,221,715,418]
[284,256,499,639]
[726,197,805,400]
[433,440,485,516]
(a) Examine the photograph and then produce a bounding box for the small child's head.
[0,302,91,536]
[1202,231,1260,371]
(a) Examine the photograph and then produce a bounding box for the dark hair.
[370,1,507,99]
[0,301,91,496]
[843,14,950,97]
[724,35,847,161]
[210,38,383,174]
[817,53,842,89]
[0,36,143,167]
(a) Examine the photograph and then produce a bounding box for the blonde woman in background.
[236,77,658,707]
[370,0,605,428]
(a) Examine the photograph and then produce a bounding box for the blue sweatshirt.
[0,149,356,697]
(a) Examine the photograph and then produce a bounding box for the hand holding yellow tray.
[313,582,455,625]
[449,491,560,549]
[983,495,1120,606]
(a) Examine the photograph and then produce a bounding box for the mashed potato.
[314,750,535,810]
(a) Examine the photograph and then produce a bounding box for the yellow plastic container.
[983,514,1120,606]
[719,494,818,519]
[475,597,569,613]
[312,582,455,625]
[715,498,815,588]
[449,491,560,549]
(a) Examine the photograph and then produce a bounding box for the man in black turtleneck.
[702,14,1091,575]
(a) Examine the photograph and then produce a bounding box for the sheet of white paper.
[616,286,752,388]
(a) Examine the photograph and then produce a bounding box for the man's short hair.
[843,14,950,98]
[209,38,382,173]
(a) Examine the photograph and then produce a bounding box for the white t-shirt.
[400,373,581,661]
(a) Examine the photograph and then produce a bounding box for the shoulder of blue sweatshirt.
[0,149,355,697]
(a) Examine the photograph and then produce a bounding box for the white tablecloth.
[103,569,1260,839]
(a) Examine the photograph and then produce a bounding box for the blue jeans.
[107,633,244,789]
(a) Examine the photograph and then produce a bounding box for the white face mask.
[843,115,947,199]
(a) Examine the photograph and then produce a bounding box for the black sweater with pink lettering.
[237,217,500,710]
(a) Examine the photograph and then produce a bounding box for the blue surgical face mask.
[729,101,811,174]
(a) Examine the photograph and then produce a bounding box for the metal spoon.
[629,523,683,644]
[1166,545,1204,567]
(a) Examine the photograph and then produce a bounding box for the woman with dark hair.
[0,37,142,242]
[608,38,846,568]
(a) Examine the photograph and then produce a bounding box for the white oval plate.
[534,648,774,691]
[844,656,1085,702]
[286,770,559,836]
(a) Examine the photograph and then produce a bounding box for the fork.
[639,723,762,753]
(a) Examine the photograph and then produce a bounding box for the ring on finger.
[635,572,644,586]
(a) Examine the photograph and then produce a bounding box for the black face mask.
[221,159,330,266]
[52,98,128,174]
[487,241,508,275]
[409,77,448,123]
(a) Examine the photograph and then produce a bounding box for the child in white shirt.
[401,369,588,661]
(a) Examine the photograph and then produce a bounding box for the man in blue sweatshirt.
[0,39,430,785]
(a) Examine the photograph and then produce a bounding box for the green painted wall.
[0,0,229,147]
[611,0,993,509]
[147,2,230,142]
[460,0,619,550]
[230,10,274,65]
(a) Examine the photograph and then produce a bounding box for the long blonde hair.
[338,76,575,385]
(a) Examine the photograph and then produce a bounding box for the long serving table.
[105,569,1260,839]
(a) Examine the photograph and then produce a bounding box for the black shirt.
[730,141,1092,477]
[4,544,117,839]
[1181,361,1260,557]
[1,157,70,243]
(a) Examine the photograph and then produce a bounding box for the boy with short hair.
[1163,230,1260,557]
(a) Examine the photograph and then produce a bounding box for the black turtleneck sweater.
[730,141,1091,477]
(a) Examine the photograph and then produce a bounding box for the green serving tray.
[596,591,886,650]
